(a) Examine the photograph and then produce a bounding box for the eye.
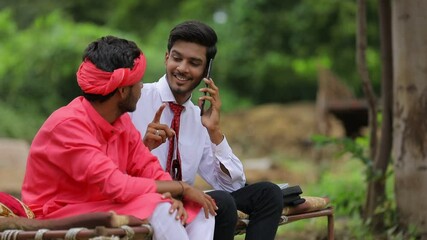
[172,55,182,62]
[190,61,202,67]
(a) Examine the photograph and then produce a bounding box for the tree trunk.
[357,0,377,163]
[357,0,381,228]
[393,0,427,236]
[363,0,393,233]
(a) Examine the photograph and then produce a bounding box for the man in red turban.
[22,35,217,240]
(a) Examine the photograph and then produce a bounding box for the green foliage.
[0,101,45,140]
[218,0,380,103]
[0,9,16,38]
[1,0,383,106]
[0,9,143,140]
[313,156,367,217]
[310,134,412,237]
[312,135,375,178]
[0,0,383,141]
[0,0,64,29]
[273,155,372,238]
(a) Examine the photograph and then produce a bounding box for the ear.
[117,87,129,99]
[164,51,169,65]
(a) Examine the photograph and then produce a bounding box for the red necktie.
[166,102,185,180]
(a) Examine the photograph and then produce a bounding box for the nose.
[176,61,189,73]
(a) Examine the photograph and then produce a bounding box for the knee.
[208,190,236,210]
[255,182,284,210]
[207,190,237,222]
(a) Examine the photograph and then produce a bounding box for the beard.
[166,73,202,96]
[118,91,137,114]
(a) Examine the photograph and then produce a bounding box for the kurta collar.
[81,97,125,139]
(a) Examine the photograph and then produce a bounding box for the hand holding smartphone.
[200,58,213,116]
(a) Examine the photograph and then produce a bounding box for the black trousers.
[207,182,283,240]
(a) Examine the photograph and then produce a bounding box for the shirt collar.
[158,75,193,108]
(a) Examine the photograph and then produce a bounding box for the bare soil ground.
[196,101,344,188]
[223,101,345,159]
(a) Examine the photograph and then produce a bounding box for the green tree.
[219,0,380,104]
[0,10,142,140]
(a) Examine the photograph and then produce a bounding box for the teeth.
[175,75,188,81]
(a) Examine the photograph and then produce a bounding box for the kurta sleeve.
[125,124,172,182]
[46,118,168,203]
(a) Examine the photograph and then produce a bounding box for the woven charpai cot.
[0,193,334,240]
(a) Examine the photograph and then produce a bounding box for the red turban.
[76,53,147,96]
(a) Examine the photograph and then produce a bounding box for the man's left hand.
[143,103,175,150]
[198,78,224,145]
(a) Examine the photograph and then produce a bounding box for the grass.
[237,152,384,239]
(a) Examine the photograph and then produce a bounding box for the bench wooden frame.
[285,207,334,240]
[0,225,153,240]
[0,207,334,240]
[235,207,334,240]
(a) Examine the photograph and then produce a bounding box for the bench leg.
[327,213,334,240]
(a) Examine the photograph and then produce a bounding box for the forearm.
[155,180,189,198]
[207,127,224,145]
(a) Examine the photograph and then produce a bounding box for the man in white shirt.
[131,20,283,240]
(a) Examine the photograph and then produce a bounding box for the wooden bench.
[1,208,334,240]
[284,207,334,240]
[235,207,334,240]
[1,193,334,239]
[0,225,153,240]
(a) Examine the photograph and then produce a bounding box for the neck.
[173,93,191,105]
[90,100,121,124]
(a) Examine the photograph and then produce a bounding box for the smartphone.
[200,58,213,116]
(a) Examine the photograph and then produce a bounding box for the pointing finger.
[153,103,166,123]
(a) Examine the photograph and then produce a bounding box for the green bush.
[0,9,144,140]
[0,101,44,140]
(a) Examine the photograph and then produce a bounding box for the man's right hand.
[181,182,218,219]
[161,192,188,225]
[143,103,175,150]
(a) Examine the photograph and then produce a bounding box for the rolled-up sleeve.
[199,135,246,192]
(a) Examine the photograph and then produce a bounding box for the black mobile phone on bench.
[200,58,213,116]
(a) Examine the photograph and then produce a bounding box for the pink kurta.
[21,97,200,222]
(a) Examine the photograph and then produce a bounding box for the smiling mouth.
[174,73,191,83]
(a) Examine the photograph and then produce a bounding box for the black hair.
[167,20,218,63]
[81,36,141,102]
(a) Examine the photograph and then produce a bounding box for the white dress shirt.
[130,75,246,192]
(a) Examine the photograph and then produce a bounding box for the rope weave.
[141,224,153,236]
[281,215,289,223]
[0,230,22,240]
[120,225,134,240]
[64,227,88,240]
[89,236,120,240]
[34,229,49,240]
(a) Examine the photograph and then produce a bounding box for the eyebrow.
[170,50,204,64]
